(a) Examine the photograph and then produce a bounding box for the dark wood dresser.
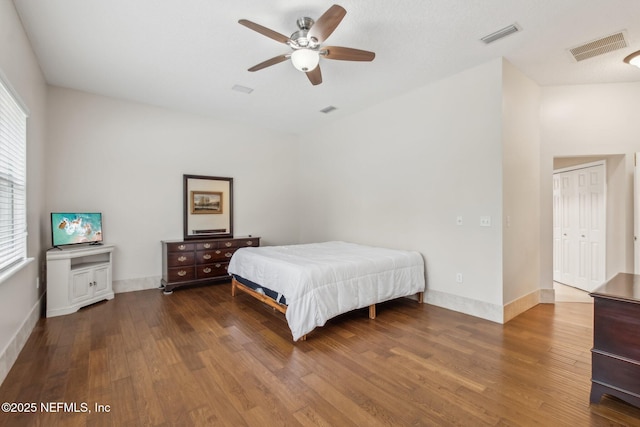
[161,236,260,293]
[589,272,640,408]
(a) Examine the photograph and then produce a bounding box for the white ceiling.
[13,0,640,134]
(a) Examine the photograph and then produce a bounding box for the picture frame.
[190,191,223,214]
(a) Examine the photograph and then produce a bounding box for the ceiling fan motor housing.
[296,17,314,30]
[291,17,319,48]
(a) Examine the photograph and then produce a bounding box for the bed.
[227,241,426,341]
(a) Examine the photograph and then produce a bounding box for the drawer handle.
[215,250,221,254]
[203,267,212,273]
[214,263,221,268]
[203,254,212,260]
[225,252,233,258]
[178,244,186,250]
[177,270,187,277]
[246,241,253,246]
[178,256,187,262]
[204,243,212,249]
[225,242,232,247]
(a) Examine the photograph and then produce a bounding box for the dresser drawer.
[166,242,195,253]
[237,238,259,247]
[217,239,238,249]
[167,266,196,282]
[594,298,640,361]
[592,351,640,395]
[196,249,235,264]
[167,251,195,267]
[197,262,229,279]
[196,241,217,251]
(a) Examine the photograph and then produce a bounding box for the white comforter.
[227,241,426,341]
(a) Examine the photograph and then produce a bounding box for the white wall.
[46,87,301,291]
[540,82,640,290]
[501,60,541,309]
[0,0,48,384]
[299,58,506,321]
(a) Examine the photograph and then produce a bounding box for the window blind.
[0,77,27,272]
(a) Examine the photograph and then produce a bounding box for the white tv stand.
[46,243,115,317]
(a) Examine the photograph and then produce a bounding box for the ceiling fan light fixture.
[624,50,640,68]
[291,49,319,72]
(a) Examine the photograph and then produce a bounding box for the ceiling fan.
[238,4,375,86]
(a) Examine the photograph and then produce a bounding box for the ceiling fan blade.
[306,66,322,86]
[323,46,375,62]
[238,19,290,44]
[248,54,289,72]
[307,4,346,43]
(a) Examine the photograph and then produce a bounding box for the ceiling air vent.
[320,106,337,114]
[569,32,628,62]
[480,24,520,44]
[232,84,253,94]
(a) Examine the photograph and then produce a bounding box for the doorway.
[552,161,606,292]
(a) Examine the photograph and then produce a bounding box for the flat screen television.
[51,212,103,247]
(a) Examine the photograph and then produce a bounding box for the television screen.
[51,213,103,247]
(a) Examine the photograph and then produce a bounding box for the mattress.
[228,241,425,341]
[233,274,287,305]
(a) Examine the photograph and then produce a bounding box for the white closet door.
[552,175,562,281]
[560,173,577,285]
[553,163,606,292]
[576,167,605,290]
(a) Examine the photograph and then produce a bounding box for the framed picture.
[190,191,223,214]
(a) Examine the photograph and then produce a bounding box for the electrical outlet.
[456,273,463,283]
[456,216,463,226]
[480,216,491,227]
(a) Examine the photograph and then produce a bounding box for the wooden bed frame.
[231,277,424,340]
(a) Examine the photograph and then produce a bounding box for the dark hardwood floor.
[1,283,639,426]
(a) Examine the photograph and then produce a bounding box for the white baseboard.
[424,289,504,323]
[112,275,162,293]
[425,288,554,324]
[539,287,555,303]
[0,293,43,386]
